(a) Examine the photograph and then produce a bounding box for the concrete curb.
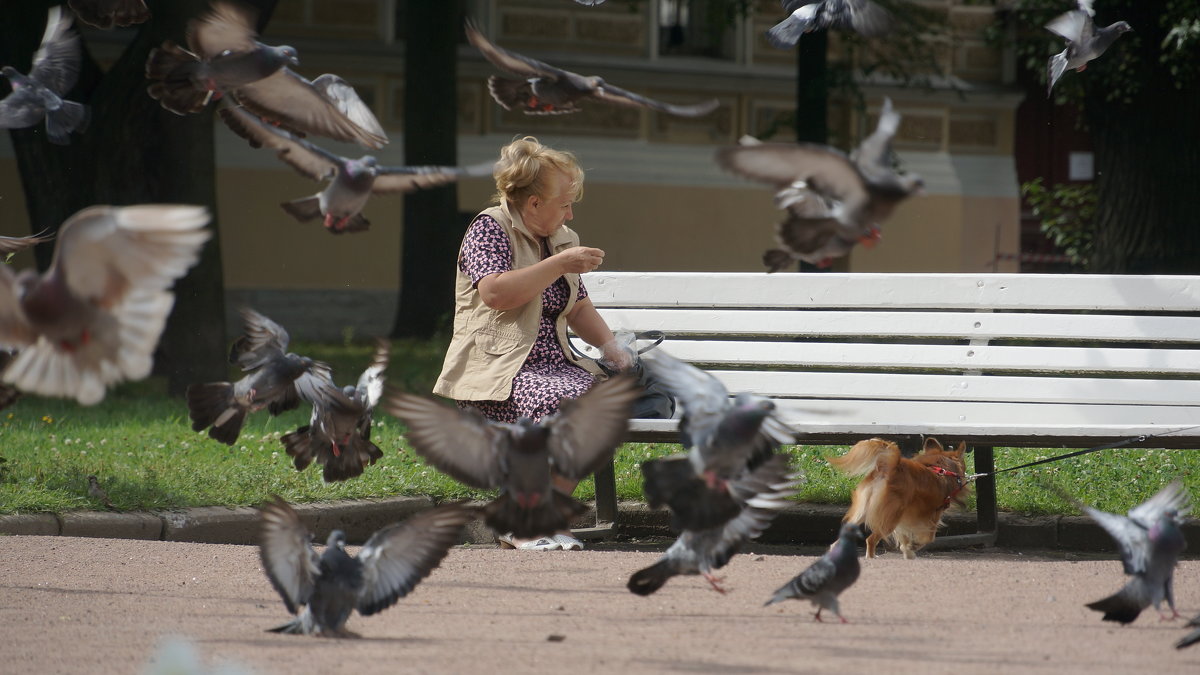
[3,499,1199,553]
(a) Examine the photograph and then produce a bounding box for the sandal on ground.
[552,533,584,551]
[497,533,562,551]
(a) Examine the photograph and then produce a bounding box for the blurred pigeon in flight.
[638,350,795,531]
[628,454,801,595]
[1071,480,1190,624]
[764,522,864,622]
[466,23,719,117]
[259,497,474,637]
[0,205,210,405]
[1178,614,1200,650]
[219,105,488,234]
[385,375,638,539]
[0,6,90,145]
[0,229,54,258]
[718,97,922,270]
[1045,0,1132,96]
[145,1,386,149]
[282,338,390,482]
[186,308,340,446]
[767,0,892,49]
[68,0,150,30]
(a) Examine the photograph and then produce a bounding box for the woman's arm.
[478,246,606,311]
[566,297,632,369]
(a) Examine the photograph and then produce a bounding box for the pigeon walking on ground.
[145,1,385,149]
[68,0,150,30]
[765,522,864,622]
[0,229,54,257]
[218,105,489,234]
[628,454,801,595]
[466,23,718,117]
[1045,0,1132,96]
[1178,614,1200,650]
[638,350,796,531]
[281,338,390,482]
[385,375,638,539]
[0,205,210,405]
[0,6,89,145]
[259,497,474,637]
[717,97,922,270]
[766,0,893,49]
[1069,480,1190,624]
[186,308,340,445]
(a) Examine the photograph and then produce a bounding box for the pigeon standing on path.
[1045,0,1132,96]
[0,205,210,405]
[259,497,475,637]
[466,23,719,117]
[385,375,638,539]
[0,6,89,145]
[764,522,864,622]
[766,0,893,49]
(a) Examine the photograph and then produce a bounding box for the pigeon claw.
[703,572,727,594]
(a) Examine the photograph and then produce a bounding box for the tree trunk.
[392,1,464,339]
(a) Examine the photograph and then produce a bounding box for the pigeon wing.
[230,307,291,370]
[371,165,469,194]
[354,338,390,411]
[310,74,388,144]
[0,229,54,256]
[187,0,259,58]
[850,97,898,177]
[29,6,82,95]
[640,350,730,449]
[845,0,892,38]
[355,502,476,616]
[0,92,50,129]
[592,82,719,117]
[383,391,510,489]
[217,105,340,182]
[795,554,838,596]
[718,143,871,218]
[1046,10,1087,43]
[259,497,320,615]
[1083,506,1149,575]
[544,374,639,479]
[232,69,387,150]
[465,23,568,80]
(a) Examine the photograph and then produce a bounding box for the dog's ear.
[950,441,966,457]
[922,436,943,453]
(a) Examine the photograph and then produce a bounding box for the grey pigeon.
[718,97,922,270]
[1178,613,1200,650]
[186,308,341,446]
[86,474,117,510]
[638,350,796,531]
[0,229,53,257]
[144,2,386,150]
[218,105,488,234]
[282,338,390,482]
[767,0,892,49]
[0,6,89,145]
[628,454,801,595]
[259,497,474,637]
[1045,0,1132,96]
[385,375,639,539]
[765,522,864,622]
[466,23,719,117]
[68,0,150,30]
[0,205,210,405]
[1074,480,1190,624]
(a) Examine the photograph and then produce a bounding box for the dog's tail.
[828,438,899,477]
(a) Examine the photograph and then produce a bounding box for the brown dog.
[829,437,969,559]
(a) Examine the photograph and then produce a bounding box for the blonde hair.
[492,136,584,207]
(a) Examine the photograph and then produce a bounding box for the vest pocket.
[474,327,522,356]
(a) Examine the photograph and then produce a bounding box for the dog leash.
[962,423,1200,482]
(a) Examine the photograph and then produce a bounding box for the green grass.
[1,340,1198,516]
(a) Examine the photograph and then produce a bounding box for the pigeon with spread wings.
[466,23,718,117]
[0,6,89,145]
[219,105,490,234]
[1045,0,1132,96]
[766,0,893,49]
[385,375,638,539]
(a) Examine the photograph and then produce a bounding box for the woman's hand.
[554,246,606,275]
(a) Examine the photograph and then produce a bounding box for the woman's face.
[521,171,575,237]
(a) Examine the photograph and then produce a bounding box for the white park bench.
[580,271,1200,545]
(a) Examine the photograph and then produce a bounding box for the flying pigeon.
[1045,0,1132,96]
[186,308,341,446]
[259,497,474,637]
[1178,614,1200,650]
[0,6,89,145]
[0,205,210,405]
[144,1,386,149]
[764,522,864,622]
[1072,480,1190,624]
[766,0,892,49]
[384,375,639,539]
[282,338,390,482]
[628,454,801,595]
[718,97,922,270]
[218,105,488,234]
[68,0,150,30]
[638,350,796,531]
[0,229,54,257]
[466,23,719,117]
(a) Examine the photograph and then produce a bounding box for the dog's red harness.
[928,465,967,508]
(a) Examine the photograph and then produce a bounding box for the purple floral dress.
[457,214,595,423]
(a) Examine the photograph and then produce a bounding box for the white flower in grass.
[64,438,72,445]
[100,438,107,445]
[157,443,165,449]
[80,450,86,456]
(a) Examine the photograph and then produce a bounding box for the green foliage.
[1020,177,1096,268]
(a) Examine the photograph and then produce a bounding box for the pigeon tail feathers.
[44,99,88,144]
[627,559,674,596]
[484,490,587,539]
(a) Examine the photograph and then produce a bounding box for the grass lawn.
[1,340,1197,517]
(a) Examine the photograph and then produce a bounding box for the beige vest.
[433,201,602,401]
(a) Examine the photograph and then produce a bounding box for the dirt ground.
[2,536,1199,675]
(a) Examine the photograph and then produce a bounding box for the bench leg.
[593,459,618,525]
[973,445,997,534]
